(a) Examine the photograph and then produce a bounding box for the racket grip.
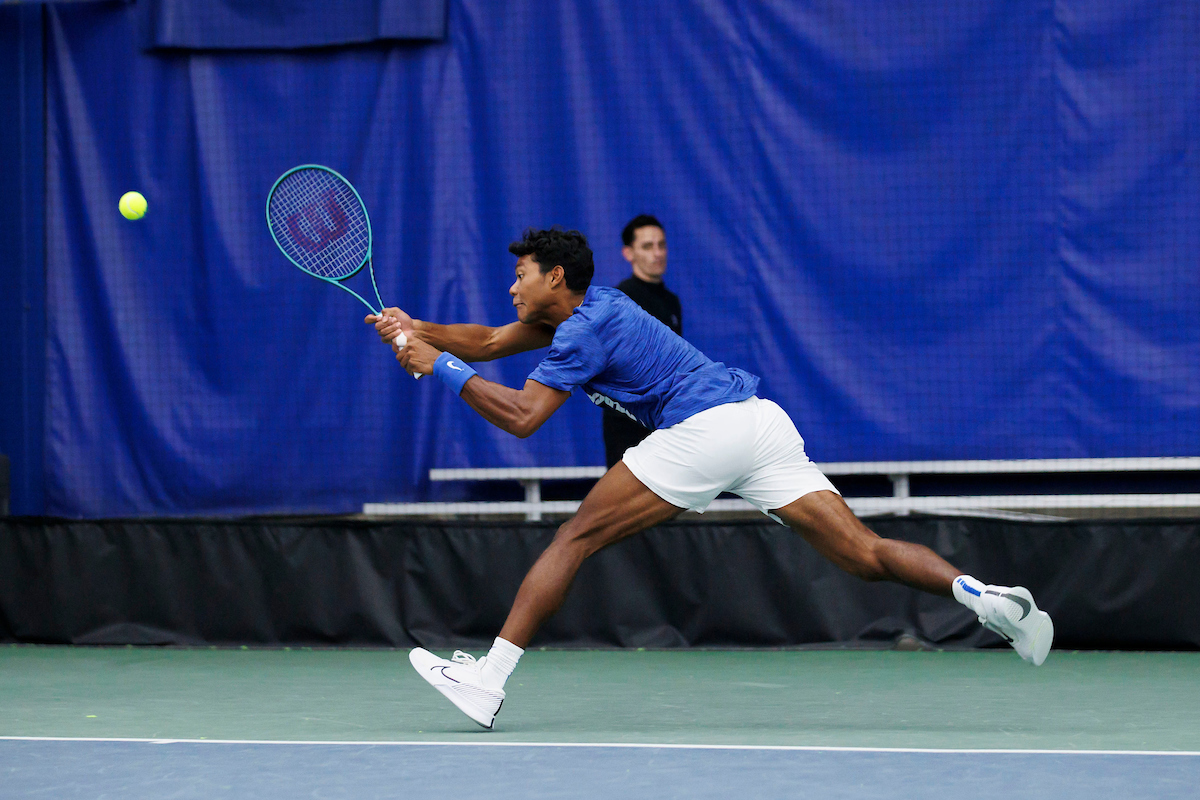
[392,332,422,380]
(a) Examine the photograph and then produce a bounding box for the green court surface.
[1,645,1197,751]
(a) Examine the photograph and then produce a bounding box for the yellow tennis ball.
[119,191,147,220]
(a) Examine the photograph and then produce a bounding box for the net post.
[889,473,910,516]
[520,479,542,522]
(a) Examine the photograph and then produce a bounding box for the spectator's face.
[623,226,667,283]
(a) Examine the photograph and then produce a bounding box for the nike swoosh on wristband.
[446,360,464,371]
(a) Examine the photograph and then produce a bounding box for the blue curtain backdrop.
[39,0,1200,517]
[139,0,446,49]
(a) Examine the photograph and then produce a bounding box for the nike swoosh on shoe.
[986,588,1031,621]
[1002,592,1031,620]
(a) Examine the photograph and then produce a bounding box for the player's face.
[510,254,555,323]
[623,226,667,283]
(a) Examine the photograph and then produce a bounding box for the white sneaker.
[979,586,1054,666]
[409,648,505,729]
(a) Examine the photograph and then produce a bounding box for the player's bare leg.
[771,490,958,595]
[772,490,1053,664]
[498,461,684,647]
[409,462,682,727]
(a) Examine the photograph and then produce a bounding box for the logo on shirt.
[587,391,637,422]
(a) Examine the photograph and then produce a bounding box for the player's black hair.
[621,214,664,246]
[508,227,594,293]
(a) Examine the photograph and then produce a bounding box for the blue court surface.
[3,739,1198,799]
[2,646,1198,798]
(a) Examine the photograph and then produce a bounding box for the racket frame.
[266,164,385,315]
[267,163,421,379]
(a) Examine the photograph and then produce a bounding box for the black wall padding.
[2,517,1197,649]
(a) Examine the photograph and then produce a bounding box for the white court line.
[0,736,1197,756]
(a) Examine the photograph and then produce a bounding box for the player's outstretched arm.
[396,336,568,437]
[368,310,553,362]
[459,378,570,439]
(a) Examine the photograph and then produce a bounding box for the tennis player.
[368,227,1054,729]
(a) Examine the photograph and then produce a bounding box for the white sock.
[951,574,987,617]
[480,637,523,690]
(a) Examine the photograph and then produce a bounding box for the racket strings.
[268,168,370,281]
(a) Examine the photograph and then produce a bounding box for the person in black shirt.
[603,215,683,467]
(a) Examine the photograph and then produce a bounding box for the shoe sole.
[1006,586,1054,667]
[431,684,499,729]
[1025,609,1054,667]
[409,648,499,729]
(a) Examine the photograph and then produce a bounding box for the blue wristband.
[433,351,478,395]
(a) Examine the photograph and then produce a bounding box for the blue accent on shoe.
[957,578,981,597]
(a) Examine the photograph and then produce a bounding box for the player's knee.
[550,519,604,559]
[844,541,888,582]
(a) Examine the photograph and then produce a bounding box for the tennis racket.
[266,164,419,377]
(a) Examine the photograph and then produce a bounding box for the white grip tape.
[393,332,422,380]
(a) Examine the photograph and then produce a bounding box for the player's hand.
[396,334,440,377]
[365,307,415,344]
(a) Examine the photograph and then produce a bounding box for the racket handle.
[392,332,422,380]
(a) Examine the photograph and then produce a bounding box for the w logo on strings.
[285,190,350,252]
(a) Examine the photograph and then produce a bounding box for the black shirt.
[616,276,682,336]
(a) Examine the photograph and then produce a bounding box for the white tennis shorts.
[622,396,838,520]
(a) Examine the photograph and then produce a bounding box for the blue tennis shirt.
[528,286,759,430]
